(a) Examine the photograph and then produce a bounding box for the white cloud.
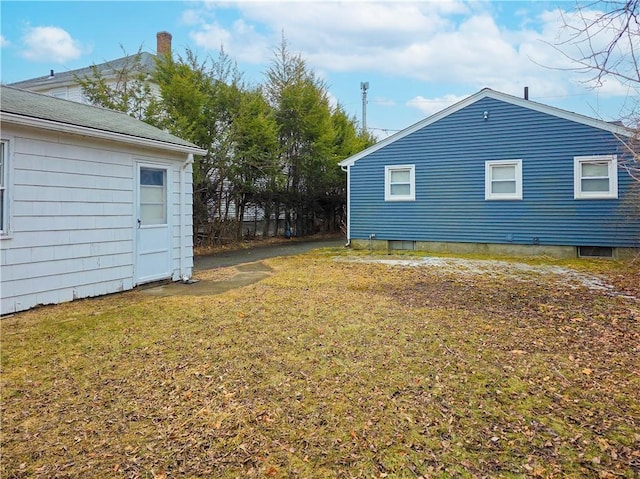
[0,35,9,48]
[20,26,84,63]
[180,9,202,26]
[184,1,633,102]
[407,94,469,117]
[190,18,270,63]
[374,97,396,107]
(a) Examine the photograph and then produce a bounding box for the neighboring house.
[0,86,206,315]
[7,32,172,103]
[339,88,639,259]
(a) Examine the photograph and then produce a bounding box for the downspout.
[341,164,351,247]
[180,154,194,281]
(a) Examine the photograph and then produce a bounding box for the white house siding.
[0,125,192,315]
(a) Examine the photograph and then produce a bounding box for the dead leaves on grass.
[1,254,639,478]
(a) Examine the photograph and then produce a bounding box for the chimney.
[524,86,529,100]
[156,31,172,56]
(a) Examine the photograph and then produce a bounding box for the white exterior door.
[136,164,171,284]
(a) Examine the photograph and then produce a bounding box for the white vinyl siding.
[485,159,522,200]
[385,165,415,201]
[574,155,618,199]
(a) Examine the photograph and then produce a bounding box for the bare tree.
[555,1,638,179]
[555,1,638,88]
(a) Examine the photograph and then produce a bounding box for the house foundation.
[349,239,637,260]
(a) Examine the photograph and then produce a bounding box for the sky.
[1,1,635,139]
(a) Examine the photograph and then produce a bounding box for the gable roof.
[7,52,157,90]
[0,86,206,156]
[340,88,634,167]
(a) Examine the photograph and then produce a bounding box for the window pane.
[140,168,165,186]
[390,184,411,196]
[390,169,410,184]
[492,181,516,194]
[582,178,610,192]
[582,162,609,178]
[140,167,167,224]
[141,185,164,203]
[140,204,166,224]
[492,165,515,181]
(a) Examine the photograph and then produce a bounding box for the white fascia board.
[339,88,634,168]
[1,112,208,156]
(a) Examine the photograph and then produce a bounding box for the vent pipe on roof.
[49,69,55,78]
[524,86,529,100]
[157,31,172,57]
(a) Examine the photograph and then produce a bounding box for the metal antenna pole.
[360,81,369,133]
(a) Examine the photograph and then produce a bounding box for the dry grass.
[1,249,639,478]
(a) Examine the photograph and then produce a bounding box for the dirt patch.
[338,256,638,300]
[141,262,274,297]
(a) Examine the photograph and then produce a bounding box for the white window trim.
[485,159,522,200]
[385,165,415,201]
[574,155,618,199]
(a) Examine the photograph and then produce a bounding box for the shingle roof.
[7,52,157,90]
[1,85,205,153]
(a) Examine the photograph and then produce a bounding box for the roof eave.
[1,112,207,157]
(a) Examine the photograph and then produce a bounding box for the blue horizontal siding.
[350,97,639,248]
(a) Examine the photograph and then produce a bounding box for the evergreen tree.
[75,48,160,122]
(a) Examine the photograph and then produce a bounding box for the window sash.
[485,160,522,200]
[491,179,516,194]
[574,156,617,199]
[385,165,415,201]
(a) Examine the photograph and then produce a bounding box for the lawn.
[1,249,639,478]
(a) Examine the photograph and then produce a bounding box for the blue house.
[339,89,638,259]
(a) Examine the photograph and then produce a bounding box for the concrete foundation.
[349,239,637,260]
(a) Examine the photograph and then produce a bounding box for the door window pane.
[141,168,165,186]
[140,168,166,225]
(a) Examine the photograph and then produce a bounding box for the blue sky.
[1,1,635,138]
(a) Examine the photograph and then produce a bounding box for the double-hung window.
[0,141,7,235]
[574,155,618,199]
[485,159,522,200]
[385,165,415,201]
